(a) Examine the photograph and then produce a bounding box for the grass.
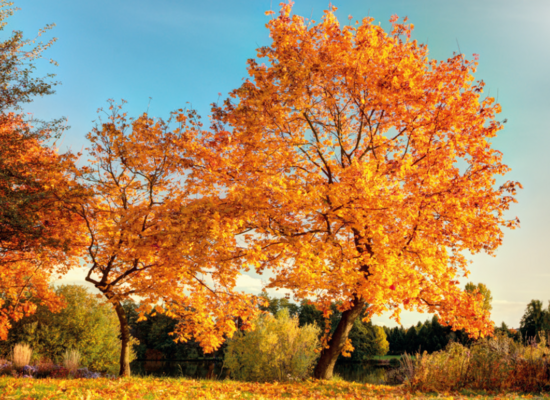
[11,343,32,368]
[63,348,81,373]
[0,376,549,399]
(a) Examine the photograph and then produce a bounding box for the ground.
[0,377,548,399]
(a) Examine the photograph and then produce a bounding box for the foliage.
[123,301,223,366]
[68,103,260,375]
[465,282,493,312]
[494,321,521,342]
[224,308,320,382]
[385,315,473,355]
[0,377,384,399]
[519,299,550,341]
[0,285,125,374]
[398,333,550,393]
[259,291,299,317]
[201,2,520,377]
[262,294,388,362]
[0,0,83,339]
[11,343,31,368]
[347,320,389,362]
[1,375,549,399]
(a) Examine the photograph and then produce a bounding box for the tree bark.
[113,300,132,377]
[313,297,365,380]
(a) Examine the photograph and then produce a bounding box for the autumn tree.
[465,282,493,312]
[0,0,82,339]
[204,2,521,379]
[70,103,258,376]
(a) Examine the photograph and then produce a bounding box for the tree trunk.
[313,298,365,380]
[113,300,132,377]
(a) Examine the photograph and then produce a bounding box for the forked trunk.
[313,298,365,380]
[113,300,132,377]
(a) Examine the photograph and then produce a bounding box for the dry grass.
[62,349,81,373]
[399,333,550,393]
[11,343,32,368]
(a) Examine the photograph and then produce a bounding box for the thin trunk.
[313,298,365,380]
[113,300,132,377]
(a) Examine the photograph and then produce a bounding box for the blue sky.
[11,0,550,328]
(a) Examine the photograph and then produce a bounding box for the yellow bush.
[224,308,320,382]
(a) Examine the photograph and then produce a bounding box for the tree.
[465,282,493,312]
[123,301,222,364]
[0,0,82,339]
[204,3,520,378]
[519,300,549,341]
[69,104,258,376]
[495,321,520,342]
[346,319,389,362]
[0,285,124,374]
[259,291,299,317]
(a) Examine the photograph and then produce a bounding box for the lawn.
[0,376,548,400]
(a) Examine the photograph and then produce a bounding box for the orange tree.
[0,112,81,340]
[70,103,258,376]
[0,1,82,339]
[204,2,521,379]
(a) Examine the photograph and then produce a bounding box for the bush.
[398,332,550,392]
[224,308,320,382]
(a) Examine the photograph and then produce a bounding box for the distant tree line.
[382,316,521,355]
[383,283,521,355]
[6,283,548,374]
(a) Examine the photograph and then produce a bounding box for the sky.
[9,0,550,328]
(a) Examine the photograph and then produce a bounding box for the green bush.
[224,308,320,382]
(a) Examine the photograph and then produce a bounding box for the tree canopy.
[69,105,259,376]
[0,0,82,340]
[200,2,520,378]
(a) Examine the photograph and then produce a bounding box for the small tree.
[224,308,320,382]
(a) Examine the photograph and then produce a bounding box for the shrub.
[11,343,32,368]
[34,359,56,378]
[399,332,550,393]
[50,365,70,379]
[224,308,320,382]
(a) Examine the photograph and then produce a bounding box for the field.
[0,377,548,400]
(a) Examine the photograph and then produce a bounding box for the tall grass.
[11,343,32,368]
[63,349,81,374]
[398,333,550,393]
